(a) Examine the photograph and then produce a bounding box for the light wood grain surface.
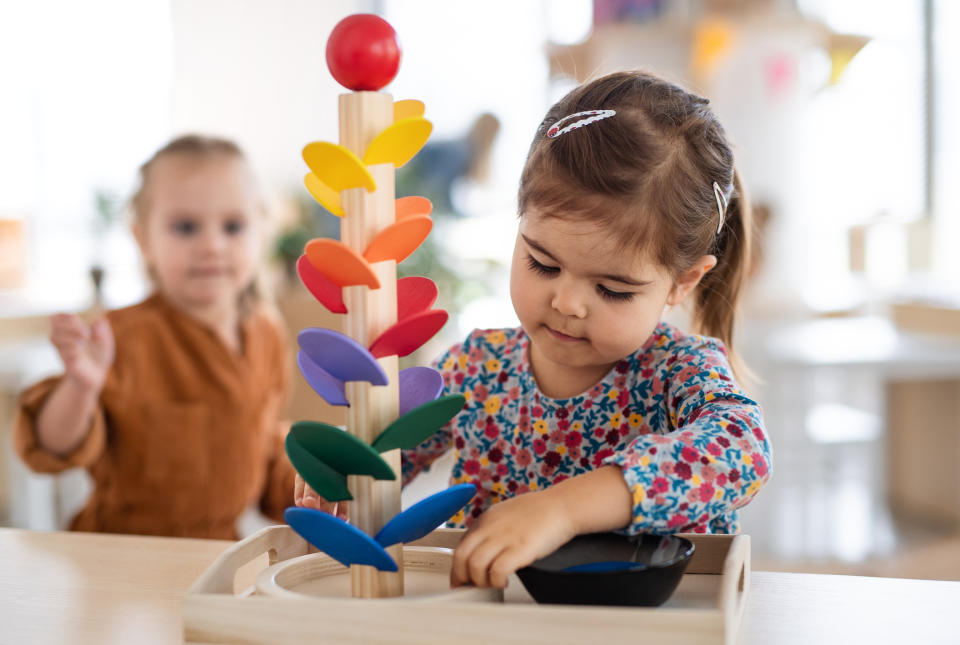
[339,89,403,599]
[0,528,229,644]
[2,527,958,644]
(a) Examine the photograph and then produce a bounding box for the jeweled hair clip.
[546,110,616,139]
[713,181,728,234]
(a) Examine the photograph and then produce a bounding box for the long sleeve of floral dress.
[402,325,772,533]
[603,333,772,534]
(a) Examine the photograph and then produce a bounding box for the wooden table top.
[1,527,957,644]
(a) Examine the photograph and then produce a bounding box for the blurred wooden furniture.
[3,527,960,644]
[886,303,960,526]
[886,378,960,527]
[890,302,960,338]
[740,316,960,559]
[0,218,25,289]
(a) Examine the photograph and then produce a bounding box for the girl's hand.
[451,488,577,589]
[49,314,115,392]
[294,474,349,520]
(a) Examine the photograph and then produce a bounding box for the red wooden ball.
[326,14,401,91]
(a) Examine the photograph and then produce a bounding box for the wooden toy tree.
[282,14,473,599]
[183,18,754,641]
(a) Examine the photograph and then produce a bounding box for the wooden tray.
[184,526,750,645]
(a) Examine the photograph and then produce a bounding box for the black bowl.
[516,532,695,607]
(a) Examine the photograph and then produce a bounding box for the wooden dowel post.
[339,91,404,598]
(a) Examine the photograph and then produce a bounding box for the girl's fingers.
[296,482,341,515]
[51,324,85,339]
[59,346,80,361]
[310,498,336,513]
[487,546,528,589]
[90,318,115,353]
[450,532,475,585]
[294,477,328,512]
[51,315,92,358]
[450,529,486,587]
[50,329,86,349]
[50,313,77,331]
[51,314,90,338]
[465,538,509,588]
[301,483,319,506]
[335,501,349,521]
[294,475,305,505]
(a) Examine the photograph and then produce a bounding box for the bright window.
[0,0,173,311]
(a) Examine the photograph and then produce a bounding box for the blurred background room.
[1,0,958,579]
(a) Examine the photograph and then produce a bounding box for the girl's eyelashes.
[172,219,197,235]
[597,284,635,302]
[169,217,247,236]
[526,254,559,276]
[527,254,636,302]
[224,218,246,235]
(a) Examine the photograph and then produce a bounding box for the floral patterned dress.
[402,323,772,534]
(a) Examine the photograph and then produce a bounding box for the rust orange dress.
[13,293,295,539]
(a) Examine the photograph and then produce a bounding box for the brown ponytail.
[692,169,752,359]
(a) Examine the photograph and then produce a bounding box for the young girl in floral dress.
[402,71,773,588]
[296,70,773,588]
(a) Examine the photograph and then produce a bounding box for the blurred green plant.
[89,188,124,303]
[93,189,123,234]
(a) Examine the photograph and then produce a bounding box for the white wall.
[170,0,370,202]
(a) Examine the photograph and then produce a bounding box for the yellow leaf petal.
[302,142,376,192]
[394,99,425,121]
[363,117,433,168]
[303,173,343,217]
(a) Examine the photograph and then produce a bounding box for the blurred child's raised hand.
[294,473,349,520]
[450,488,577,589]
[49,314,115,391]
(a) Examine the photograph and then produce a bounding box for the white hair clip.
[546,109,616,139]
[713,181,729,234]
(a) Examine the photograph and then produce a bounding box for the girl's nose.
[550,280,587,319]
[199,229,227,253]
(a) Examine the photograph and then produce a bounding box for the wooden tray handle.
[718,534,751,643]
[188,525,310,595]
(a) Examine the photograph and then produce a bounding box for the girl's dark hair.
[518,71,753,365]
[130,134,264,314]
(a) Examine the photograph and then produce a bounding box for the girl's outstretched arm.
[450,464,631,588]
